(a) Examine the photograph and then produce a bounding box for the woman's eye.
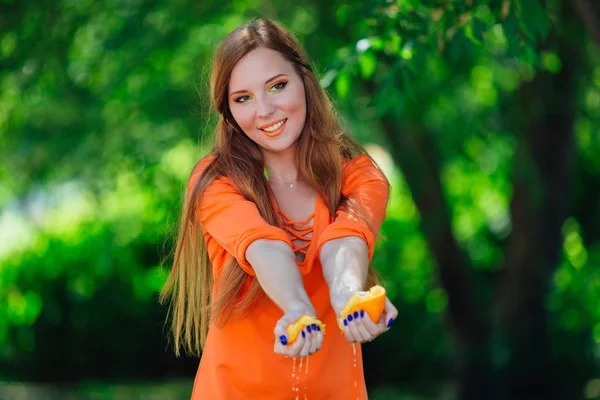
[270,81,287,92]
[234,95,250,103]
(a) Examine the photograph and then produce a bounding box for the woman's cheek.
[233,107,254,132]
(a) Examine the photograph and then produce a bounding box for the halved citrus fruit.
[286,315,326,344]
[338,285,387,329]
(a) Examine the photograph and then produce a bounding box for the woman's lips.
[259,118,287,137]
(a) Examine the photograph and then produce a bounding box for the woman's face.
[227,47,307,154]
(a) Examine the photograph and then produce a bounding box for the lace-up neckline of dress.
[276,209,315,263]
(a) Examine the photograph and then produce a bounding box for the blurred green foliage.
[1,0,600,399]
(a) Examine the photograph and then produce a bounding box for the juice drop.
[291,357,297,394]
[296,356,301,399]
[305,355,309,374]
[352,343,358,398]
[304,356,309,400]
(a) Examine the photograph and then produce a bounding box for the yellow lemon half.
[286,315,326,344]
[338,285,387,329]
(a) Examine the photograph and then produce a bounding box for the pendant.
[289,182,294,188]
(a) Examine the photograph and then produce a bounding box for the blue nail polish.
[302,331,306,338]
[348,314,353,322]
[311,323,317,330]
[317,326,321,331]
[307,326,312,333]
[353,311,359,319]
[360,310,365,318]
[343,319,348,326]
[387,318,394,328]
[280,335,288,345]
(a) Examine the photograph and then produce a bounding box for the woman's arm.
[317,155,397,342]
[317,155,389,293]
[246,239,313,314]
[246,238,324,356]
[321,235,398,343]
[320,236,369,305]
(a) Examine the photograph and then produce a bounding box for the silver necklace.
[268,176,296,188]
[263,167,298,188]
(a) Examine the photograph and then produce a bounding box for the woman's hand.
[273,302,325,358]
[331,290,398,344]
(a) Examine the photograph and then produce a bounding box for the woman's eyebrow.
[230,74,289,97]
[265,73,288,85]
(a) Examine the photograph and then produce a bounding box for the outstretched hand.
[273,303,325,358]
[331,290,398,344]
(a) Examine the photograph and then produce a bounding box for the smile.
[259,118,287,137]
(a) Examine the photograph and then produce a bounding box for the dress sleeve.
[316,154,390,260]
[189,157,293,276]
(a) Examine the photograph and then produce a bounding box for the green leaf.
[541,51,562,74]
[502,12,520,58]
[359,51,377,79]
[465,21,482,45]
[0,32,17,58]
[336,4,351,26]
[335,70,351,98]
[519,0,550,41]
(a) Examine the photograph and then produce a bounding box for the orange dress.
[189,154,389,400]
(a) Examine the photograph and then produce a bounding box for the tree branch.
[574,0,600,48]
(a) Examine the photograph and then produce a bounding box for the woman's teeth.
[262,119,286,132]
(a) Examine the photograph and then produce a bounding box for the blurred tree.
[318,1,600,399]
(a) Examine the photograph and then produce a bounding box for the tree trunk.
[377,116,492,399]
[494,23,579,400]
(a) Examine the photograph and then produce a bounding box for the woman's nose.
[256,96,275,119]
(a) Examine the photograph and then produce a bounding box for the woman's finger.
[353,312,375,342]
[308,324,320,354]
[340,317,354,342]
[299,329,312,357]
[315,328,324,351]
[361,310,382,336]
[274,325,309,356]
[382,297,398,329]
[273,318,294,348]
[345,312,362,343]
[289,331,308,356]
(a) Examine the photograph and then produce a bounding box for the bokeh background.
[2,0,600,399]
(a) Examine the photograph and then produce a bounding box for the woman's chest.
[269,183,323,264]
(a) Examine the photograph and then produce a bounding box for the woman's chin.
[260,140,298,155]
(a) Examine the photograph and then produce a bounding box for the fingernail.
[353,311,359,319]
[343,319,348,326]
[302,331,306,339]
[347,314,353,322]
[311,323,317,330]
[387,318,394,328]
[317,326,321,331]
[360,310,365,318]
[280,335,288,345]
[307,326,312,333]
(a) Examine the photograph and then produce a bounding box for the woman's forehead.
[229,48,295,91]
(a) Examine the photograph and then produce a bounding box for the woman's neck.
[262,145,298,182]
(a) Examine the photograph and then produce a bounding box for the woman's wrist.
[329,287,361,315]
[320,237,369,310]
[284,299,316,316]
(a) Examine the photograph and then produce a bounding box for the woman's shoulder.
[342,154,377,173]
[186,154,220,197]
[190,154,218,177]
[340,153,388,191]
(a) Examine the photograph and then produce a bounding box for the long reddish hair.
[160,19,386,357]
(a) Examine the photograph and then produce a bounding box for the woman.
[160,19,398,399]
